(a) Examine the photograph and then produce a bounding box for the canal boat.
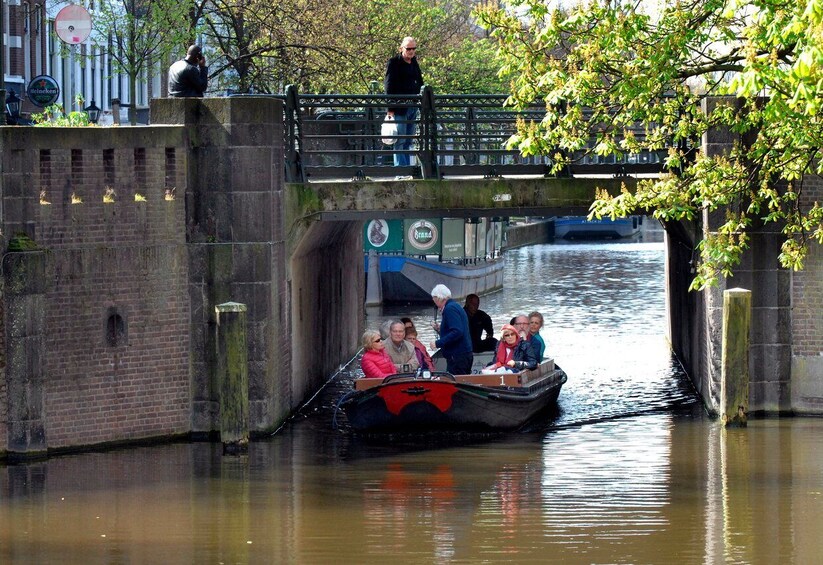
[365,217,505,305]
[339,358,567,433]
[554,215,641,239]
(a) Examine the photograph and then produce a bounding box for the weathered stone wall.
[678,97,821,415]
[504,219,553,249]
[289,221,364,404]
[151,98,296,436]
[1,127,191,455]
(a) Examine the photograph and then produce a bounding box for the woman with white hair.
[429,284,473,375]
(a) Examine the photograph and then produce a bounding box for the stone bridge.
[0,96,820,458]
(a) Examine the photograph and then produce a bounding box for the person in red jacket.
[360,329,397,378]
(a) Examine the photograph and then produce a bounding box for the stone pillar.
[151,97,288,436]
[365,249,382,306]
[215,302,249,452]
[3,252,48,456]
[721,288,751,426]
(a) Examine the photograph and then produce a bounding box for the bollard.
[215,302,249,453]
[111,98,121,125]
[720,288,751,427]
[365,249,383,306]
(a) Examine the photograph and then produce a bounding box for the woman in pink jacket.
[360,329,397,378]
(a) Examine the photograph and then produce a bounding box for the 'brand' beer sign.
[407,220,438,251]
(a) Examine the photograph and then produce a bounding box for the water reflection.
[3,232,823,563]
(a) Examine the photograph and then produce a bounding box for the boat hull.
[369,255,505,303]
[341,361,566,432]
[554,216,640,239]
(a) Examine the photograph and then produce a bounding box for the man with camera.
[168,45,208,98]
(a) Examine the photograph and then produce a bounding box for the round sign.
[407,220,439,251]
[55,4,93,45]
[27,75,61,107]
[367,220,389,248]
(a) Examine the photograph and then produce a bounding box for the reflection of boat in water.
[554,215,641,239]
[365,217,505,304]
[340,357,567,433]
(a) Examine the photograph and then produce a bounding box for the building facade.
[2,0,158,122]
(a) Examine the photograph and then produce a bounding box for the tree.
[201,0,504,94]
[477,0,823,289]
[94,0,191,124]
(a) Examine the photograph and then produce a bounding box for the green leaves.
[480,0,823,289]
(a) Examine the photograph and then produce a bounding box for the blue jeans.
[393,109,418,167]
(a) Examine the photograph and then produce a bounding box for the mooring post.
[721,288,751,427]
[215,302,249,453]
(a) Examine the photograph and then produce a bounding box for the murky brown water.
[3,225,822,564]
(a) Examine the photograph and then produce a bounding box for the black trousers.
[446,351,474,376]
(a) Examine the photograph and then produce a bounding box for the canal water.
[3,226,823,564]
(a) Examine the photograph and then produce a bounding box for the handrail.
[235,86,679,182]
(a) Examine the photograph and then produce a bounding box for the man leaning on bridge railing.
[384,36,424,174]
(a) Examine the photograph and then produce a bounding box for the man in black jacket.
[384,37,424,169]
[464,294,497,353]
[168,45,208,98]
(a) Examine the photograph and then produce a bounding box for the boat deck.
[355,358,557,391]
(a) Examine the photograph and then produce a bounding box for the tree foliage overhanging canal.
[477,0,823,289]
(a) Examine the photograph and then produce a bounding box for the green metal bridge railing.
[272,85,679,183]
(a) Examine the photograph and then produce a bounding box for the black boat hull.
[342,367,566,432]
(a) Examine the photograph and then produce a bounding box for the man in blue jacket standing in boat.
[430,284,474,375]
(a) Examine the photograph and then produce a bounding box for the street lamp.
[5,90,21,123]
[84,99,101,124]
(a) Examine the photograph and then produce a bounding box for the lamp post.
[5,89,21,124]
[84,99,101,124]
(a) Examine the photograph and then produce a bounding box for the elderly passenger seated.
[528,311,546,361]
[482,323,538,373]
[385,320,420,372]
[360,329,396,378]
[405,325,433,370]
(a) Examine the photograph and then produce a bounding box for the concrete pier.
[215,302,249,452]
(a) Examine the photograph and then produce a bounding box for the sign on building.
[27,75,61,107]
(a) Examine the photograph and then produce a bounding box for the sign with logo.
[441,219,465,260]
[27,75,61,107]
[364,219,403,252]
[405,219,441,254]
[55,4,93,45]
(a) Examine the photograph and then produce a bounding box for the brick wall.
[790,172,823,412]
[793,174,823,358]
[1,126,191,451]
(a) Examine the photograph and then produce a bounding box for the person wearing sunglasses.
[483,324,538,374]
[360,329,396,379]
[384,36,424,169]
